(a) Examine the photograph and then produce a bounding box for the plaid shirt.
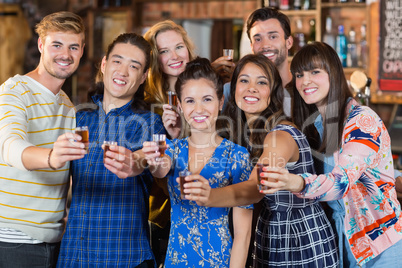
[57,95,164,267]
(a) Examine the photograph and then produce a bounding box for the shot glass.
[223,48,234,60]
[257,163,269,191]
[179,170,192,199]
[153,134,166,161]
[75,126,89,151]
[103,141,117,163]
[167,91,177,110]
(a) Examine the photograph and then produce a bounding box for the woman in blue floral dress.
[142,57,253,267]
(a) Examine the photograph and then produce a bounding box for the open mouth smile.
[244,96,259,103]
[193,116,208,123]
[113,78,127,85]
[169,61,184,69]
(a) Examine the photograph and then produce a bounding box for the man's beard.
[43,57,75,80]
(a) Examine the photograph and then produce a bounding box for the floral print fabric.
[298,99,402,265]
[164,138,252,267]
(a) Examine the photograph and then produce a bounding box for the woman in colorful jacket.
[262,42,402,267]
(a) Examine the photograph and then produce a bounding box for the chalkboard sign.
[389,105,402,153]
[379,0,402,92]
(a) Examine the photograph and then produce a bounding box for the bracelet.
[48,149,57,170]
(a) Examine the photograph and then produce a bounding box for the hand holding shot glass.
[75,126,89,151]
[103,141,118,163]
[257,163,270,191]
[153,134,167,161]
[223,48,234,60]
[179,170,192,199]
[167,91,177,111]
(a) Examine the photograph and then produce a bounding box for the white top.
[0,75,75,243]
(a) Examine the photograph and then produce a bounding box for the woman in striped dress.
[184,54,339,267]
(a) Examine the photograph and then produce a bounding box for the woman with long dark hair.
[264,42,402,267]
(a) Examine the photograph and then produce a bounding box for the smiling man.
[246,7,293,88]
[0,11,86,267]
[246,7,293,117]
[56,33,164,268]
[222,7,293,115]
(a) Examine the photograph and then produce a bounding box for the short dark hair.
[246,7,291,40]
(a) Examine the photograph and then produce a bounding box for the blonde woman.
[144,20,234,138]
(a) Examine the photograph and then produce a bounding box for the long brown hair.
[290,42,353,155]
[144,20,197,106]
[222,54,286,162]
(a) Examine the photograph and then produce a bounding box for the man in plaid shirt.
[57,33,164,268]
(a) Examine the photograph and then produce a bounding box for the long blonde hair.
[143,20,197,107]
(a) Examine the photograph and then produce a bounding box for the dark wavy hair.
[290,42,353,155]
[90,33,151,111]
[222,54,286,161]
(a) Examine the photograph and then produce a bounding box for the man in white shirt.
[0,11,86,267]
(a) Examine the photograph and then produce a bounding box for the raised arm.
[266,107,395,201]
[142,141,171,178]
[211,55,235,84]
[0,87,85,171]
[22,132,86,170]
[162,104,182,139]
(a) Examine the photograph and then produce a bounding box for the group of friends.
[0,6,402,268]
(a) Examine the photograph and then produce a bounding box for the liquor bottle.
[323,16,336,49]
[336,25,347,67]
[302,0,310,10]
[307,19,316,44]
[280,0,290,10]
[293,0,302,10]
[291,19,306,56]
[269,0,279,8]
[359,24,368,68]
[347,27,358,67]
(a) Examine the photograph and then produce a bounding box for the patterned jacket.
[297,99,402,265]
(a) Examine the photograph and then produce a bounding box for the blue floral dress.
[164,137,252,267]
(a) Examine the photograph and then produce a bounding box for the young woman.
[144,20,197,111]
[143,20,196,265]
[263,42,402,267]
[144,20,234,139]
[142,58,253,268]
[184,54,339,267]
[143,20,234,265]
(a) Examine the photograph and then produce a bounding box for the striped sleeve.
[0,79,33,170]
